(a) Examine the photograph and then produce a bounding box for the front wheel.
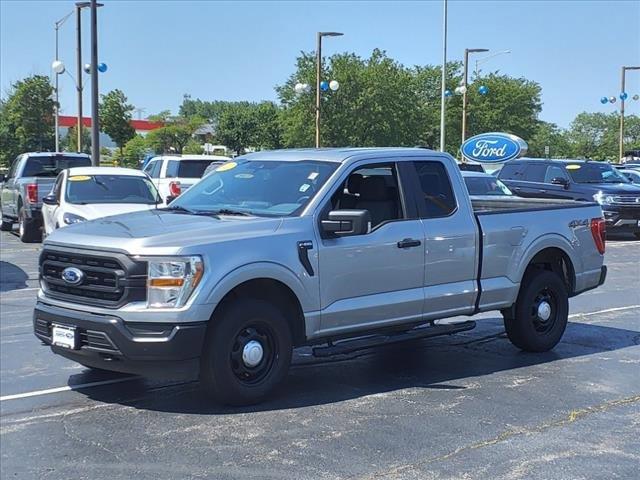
[18,207,41,243]
[200,299,292,406]
[0,217,12,231]
[504,269,568,352]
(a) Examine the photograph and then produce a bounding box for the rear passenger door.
[497,161,528,197]
[406,160,478,318]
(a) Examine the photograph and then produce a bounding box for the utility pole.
[461,48,488,144]
[315,31,343,148]
[619,66,640,161]
[439,0,448,152]
[90,0,100,166]
[75,3,84,152]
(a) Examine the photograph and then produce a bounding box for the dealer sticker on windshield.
[68,175,91,181]
[566,164,581,170]
[216,162,237,172]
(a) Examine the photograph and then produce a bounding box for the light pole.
[439,0,448,152]
[619,66,640,160]
[474,49,511,78]
[90,0,101,166]
[53,11,73,152]
[461,48,488,144]
[316,31,343,148]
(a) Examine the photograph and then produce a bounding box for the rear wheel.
[18,207,41,243]
[0,217,12,231]
[200,299,292,406]
[504,269,568,352]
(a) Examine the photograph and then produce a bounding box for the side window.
[143,160,156,176]
[329,163,403,229]
[498,162,524,180]
[544,165,569,183]
[165,160,179,178]
[8,156,21,179]
[413,161,456,218]
[523,164,547,182]
[144,160,162,179]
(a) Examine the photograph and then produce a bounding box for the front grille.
[611,195,640,205]
[40,248,147,308]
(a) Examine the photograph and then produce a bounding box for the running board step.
[312,320,476,357]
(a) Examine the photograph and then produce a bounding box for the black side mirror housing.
[42,194,58,206]
[551,177,569,189]
[321,210,371,237]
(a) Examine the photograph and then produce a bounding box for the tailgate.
[30,178,56,207]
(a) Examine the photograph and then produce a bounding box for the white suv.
[143,155,230,202]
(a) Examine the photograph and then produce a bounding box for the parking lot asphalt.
[1,230,639,480]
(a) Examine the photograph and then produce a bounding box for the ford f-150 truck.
[34,148,607,405]
[1,152,91,242]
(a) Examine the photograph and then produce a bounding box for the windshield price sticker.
[566,165,581,170]
[216,162,237,172]
[68,176,91,181]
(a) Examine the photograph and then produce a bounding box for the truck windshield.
[66,175,160,204]
[23,156,91,177]
[170,160,338,216]
[567,163,630,184]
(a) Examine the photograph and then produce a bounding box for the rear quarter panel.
[477,204,604,310]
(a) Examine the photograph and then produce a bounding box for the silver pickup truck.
[34,148,607,405]
[1,152,91,242]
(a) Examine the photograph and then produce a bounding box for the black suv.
[498,158,640,238]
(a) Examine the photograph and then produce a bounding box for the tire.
[200,299,293,406]
[634,232,640,240]
[504,269,569,352]
[0,217,12,231]
[18,207,41,243]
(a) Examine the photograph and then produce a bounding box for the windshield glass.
[464,176,512,196]
[173,160,219,178]
[23,155,91,177]
[566,163,630,184]
[171,160,338,216]
[65,175,159,204]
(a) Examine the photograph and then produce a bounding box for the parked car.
[142,155,231,203]
[35,148,606,405]
[498,158,640,238]
[0,152,91,242]
[462,171,513,196]
[41,167,162,237]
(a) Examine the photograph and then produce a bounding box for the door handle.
[397,238,421,249]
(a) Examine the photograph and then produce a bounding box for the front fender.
[202,261,315,313]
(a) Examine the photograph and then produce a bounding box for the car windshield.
[65,175,160,204]
[170,160,338,216]
[23,155,91,177]
[464,175,512,196]
[566,163,630,184]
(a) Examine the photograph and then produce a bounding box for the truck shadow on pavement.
[75,316,640,414]
[0,261,29,292]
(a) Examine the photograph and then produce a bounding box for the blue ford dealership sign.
[461,132,528,163]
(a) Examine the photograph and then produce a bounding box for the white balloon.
[302,83,311,93]
[83,63,91,74]
[294,83,304,94]
[329,80,340,91]
[51,60,65,74]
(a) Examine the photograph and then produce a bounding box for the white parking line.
[0,377,139,402]
[569,305,639,318]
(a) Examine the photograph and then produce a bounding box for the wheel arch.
[520,242,577,296]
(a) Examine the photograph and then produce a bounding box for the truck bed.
[470,196,596,215]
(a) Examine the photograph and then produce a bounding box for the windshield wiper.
[211,208,252,216]
[163,205,196,214]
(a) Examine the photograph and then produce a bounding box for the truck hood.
[580,182,640,194]
[45,209,283,254]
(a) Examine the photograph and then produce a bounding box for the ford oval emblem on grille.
[61,267,84,285]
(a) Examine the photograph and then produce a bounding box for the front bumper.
[33,301,207,376]
[602,207,640,231]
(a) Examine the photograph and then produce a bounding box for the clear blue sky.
[1,0,639,128]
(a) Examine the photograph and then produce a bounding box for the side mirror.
[42,194,58,206]
[321,210,371,237]
[551,177,569,189]
[0,173,5,183]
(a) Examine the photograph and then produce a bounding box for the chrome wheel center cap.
[537,301,552,321]
[242,340,264,367]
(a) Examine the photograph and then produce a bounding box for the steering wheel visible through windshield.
[170,160,338,216]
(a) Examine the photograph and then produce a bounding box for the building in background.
[58,116,163,149]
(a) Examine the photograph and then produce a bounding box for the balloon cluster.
[601,92,639,104]
[295,80,339,95]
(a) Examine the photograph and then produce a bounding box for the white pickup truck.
[35,148,607,405]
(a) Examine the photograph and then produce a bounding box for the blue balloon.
[620,92,628,101]
[98,62,108,73]
[600,97,608,104]
[478,85,488,95]
[444,89,453,97]
[320,81,329,92]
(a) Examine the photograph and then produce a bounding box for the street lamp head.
[469,48,489,53]
[320,32,344,37]
[76,2,103,8]
[52,60,65,74]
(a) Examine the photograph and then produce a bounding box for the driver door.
[316,161,425,337]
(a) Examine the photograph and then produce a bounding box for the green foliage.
[62,124,91,154]
[99,89,136,154]
[528,121,572,158]
[121,135,148,167]
[145,117,203,154]
[215,101,283,154]
[183,138,204,154]
[0,75,55,166]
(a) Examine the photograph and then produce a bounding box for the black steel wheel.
[504,269,568,352]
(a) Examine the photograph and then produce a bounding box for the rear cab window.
[411,161,457,218]
[22,155,91,177]
[173,160,217,179]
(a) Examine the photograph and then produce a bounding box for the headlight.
[63,212,86,224]
[146,256,204,308]
[592,192,614,205]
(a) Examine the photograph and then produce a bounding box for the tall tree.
[565,112,640,161]
[527,121,572,158]
[145,116,203,154]
[99,89,136,156]
[0,75,55,165]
